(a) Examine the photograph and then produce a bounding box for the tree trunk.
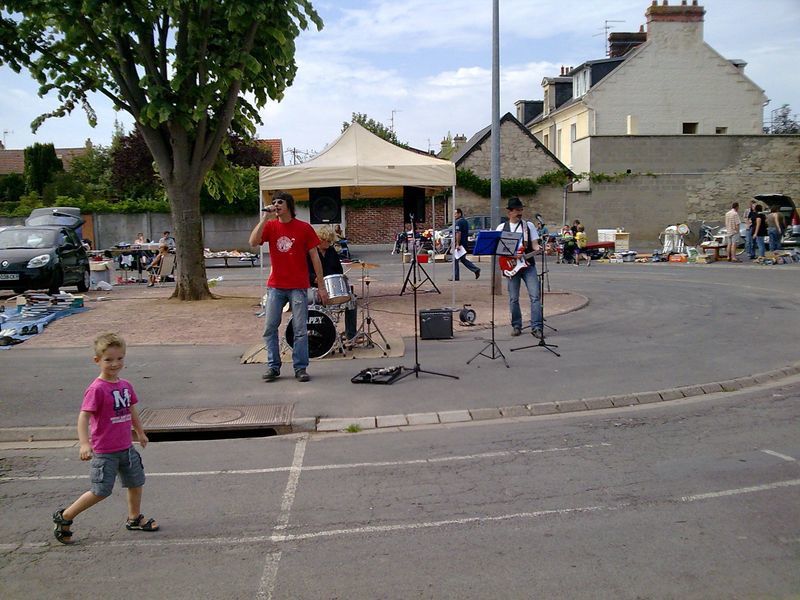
[165,183,213,301]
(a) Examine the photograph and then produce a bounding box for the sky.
[1,0,798,160]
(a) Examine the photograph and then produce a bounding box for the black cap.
[506,197,524,210]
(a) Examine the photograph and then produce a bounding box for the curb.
[307,361,800,434]
[2,362,798,443]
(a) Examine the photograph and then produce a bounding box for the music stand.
[466,230,521,368]
[510,244,560,357]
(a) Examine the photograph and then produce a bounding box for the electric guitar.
[499,250,537,278]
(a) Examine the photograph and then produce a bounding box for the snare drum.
[323,274,350,305]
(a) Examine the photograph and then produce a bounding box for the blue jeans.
[767,227,781,251]
[756,235,766,257]
[263,288,308,372]
[744,229,755,258]
[507,263,543,331]
[454,254,480,280]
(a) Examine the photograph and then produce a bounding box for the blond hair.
[93,332,126,357]
[317,225,336,243]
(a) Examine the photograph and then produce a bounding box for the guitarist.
[497,197,543,338]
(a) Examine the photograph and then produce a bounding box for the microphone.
[261,205,276,213]
[535,213,545,225]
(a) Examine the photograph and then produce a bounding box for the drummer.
[309,226,358,344]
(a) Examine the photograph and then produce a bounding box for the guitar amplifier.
[419,309,453,339]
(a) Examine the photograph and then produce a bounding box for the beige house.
[522,1,767,185]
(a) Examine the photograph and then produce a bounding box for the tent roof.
[259,122,455,190]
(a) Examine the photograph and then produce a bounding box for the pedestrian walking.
[52,333,159,545]
[451,208,480,281]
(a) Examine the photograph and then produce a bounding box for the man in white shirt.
[724,202,742,262]
[497,197,542,338]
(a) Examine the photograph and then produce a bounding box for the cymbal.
[358,262,381,269]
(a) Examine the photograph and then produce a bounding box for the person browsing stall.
[249,191,327,383]
[145,243,171,287]
[497,197,543,338]
[308,226,358,344]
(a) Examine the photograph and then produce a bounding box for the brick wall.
[343,202,448,244]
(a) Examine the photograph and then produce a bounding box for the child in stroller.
[559,227,578,264]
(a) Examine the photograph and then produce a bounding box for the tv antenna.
[593,19,625,56]
[2,129,13,147]
[390,109,402,134]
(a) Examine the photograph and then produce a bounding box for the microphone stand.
[510,241,560,357]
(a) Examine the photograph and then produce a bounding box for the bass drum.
[285,309,337,359]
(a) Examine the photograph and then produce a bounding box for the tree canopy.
[343,112,408,148]
[0,1,322,300]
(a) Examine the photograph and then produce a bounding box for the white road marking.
[760,449,797,463]
[1,442,610,482]
[257,434,307,600]
[14,477,799,552]
[679,478,800,502]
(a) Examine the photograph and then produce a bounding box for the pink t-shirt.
[81,378,139,454]
[260,218,320,289]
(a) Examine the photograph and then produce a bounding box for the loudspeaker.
[403,186,426,224]
[309,187,342,224]
[419,309,453,340]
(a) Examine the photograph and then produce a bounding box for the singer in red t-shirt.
[249,191,326,383]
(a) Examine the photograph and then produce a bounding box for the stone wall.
[566,135,800,245]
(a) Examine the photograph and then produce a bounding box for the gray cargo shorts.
[90,446,145,497]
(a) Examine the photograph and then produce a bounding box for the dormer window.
[573,69,590,97]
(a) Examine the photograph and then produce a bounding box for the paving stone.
[752,372,779,384]
[376,414,408,428]
[658,389,684,401]
[406,412,440,425]
[438,410,472,424]
[781,365,800,376]
[583,397,614,410]
[720,380,743,392]
[499,405,531,418]
[529,402,559,415]
[700,382,724,394]
[469,408,502,421]
[290,417,317,433]
[556,400,586,413]
[609,394,639,407]
[636,392,662,404]
[316,417,375,432]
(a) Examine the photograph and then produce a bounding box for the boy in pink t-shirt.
[52,333,159,544]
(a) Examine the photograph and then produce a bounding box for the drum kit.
[281,262,388,360]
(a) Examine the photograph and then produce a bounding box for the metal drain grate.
[139,404,294,434]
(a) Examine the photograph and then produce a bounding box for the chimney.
[608,30,647,57]
[645,0,705,44]
[453,134,467,152]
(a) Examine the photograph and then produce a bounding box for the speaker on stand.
[309,187,342,224]
[403,186,426,225]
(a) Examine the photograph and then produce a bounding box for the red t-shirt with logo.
[81,377,139,454]
[260,218,320,289]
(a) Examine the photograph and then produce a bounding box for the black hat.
[506,197,524,210]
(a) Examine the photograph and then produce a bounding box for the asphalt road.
[2,379,798,599]
[1,256,798,428]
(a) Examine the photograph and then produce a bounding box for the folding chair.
[154,253,176,286]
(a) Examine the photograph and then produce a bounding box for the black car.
[0,209,90,294]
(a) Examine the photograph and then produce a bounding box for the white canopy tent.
[259,122,455,190]
[258,122,460,305]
